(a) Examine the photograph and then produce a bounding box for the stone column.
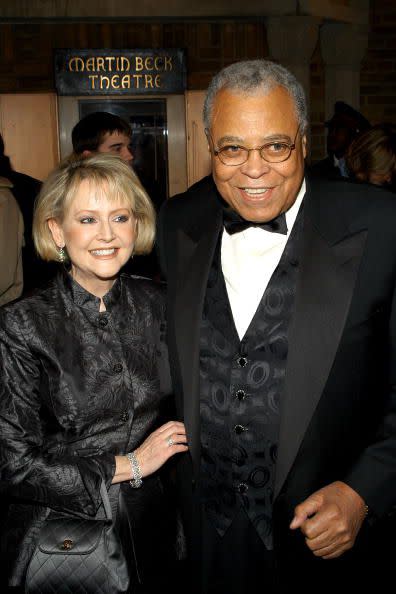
[266,16,320,103]
[320,23,369,119]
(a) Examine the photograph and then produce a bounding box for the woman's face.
[49,179,137,296]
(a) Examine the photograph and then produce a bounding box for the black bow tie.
[222,208,288,236]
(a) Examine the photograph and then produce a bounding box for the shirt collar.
[285,177,306,235]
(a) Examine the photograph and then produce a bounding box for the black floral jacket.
[0,271,172,586]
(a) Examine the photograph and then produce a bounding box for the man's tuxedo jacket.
[157,174,396,561]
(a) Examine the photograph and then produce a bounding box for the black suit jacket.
[158,174,396,566]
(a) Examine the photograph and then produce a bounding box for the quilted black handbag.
[25,481,130,593]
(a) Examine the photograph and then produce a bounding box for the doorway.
[57,94,187,198]
[79,99,168,209]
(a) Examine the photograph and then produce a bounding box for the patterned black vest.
[199,210,303,549]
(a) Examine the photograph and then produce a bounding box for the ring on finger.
[167,436,174,447]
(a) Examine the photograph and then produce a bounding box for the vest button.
[99,317,108,328]
[237,482,248,494]
[120,410,129,422]
[234,424,246,435]
[237,356,248,367]
[113,363,123,373]
[236,389,246,401]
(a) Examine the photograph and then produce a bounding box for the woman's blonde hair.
[33,153,156,261]
[346,124,396,185]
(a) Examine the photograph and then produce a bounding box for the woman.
[346,123,396,189]
[0,154,188,592]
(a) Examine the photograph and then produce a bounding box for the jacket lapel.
[171,193,222,474]
[274,182,368,498]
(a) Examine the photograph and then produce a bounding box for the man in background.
[310,100,370,178]
[71,111,134,165]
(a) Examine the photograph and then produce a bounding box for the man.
[310,100,370,178]
[71,111,134,164]
[71,111,161,203]
[158,60,396,593]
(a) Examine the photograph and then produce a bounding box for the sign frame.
[55,48,187,96]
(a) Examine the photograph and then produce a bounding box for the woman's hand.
[135,420,188,478]
[113,421,188,484]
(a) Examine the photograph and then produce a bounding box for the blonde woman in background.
[346,123,396,189]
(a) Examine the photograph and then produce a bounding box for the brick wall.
[309,43,326,163]
[361,0,396,124]
[0,21,268,93]
[0,2,393,159]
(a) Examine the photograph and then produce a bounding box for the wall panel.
[0,93,59,180]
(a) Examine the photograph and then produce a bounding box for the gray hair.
[203,59,308,132]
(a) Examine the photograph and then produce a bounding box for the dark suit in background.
[0,150,56,293]
[310,101,371,181]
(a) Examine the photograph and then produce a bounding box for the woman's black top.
[0,271,173,588]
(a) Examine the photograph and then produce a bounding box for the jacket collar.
[183,174,366,247]
[181,176,223,243]
[274,175,369,498]
[58,269,122,312]
[304,175,368,246]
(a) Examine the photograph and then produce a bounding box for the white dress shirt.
[221,179,306,340]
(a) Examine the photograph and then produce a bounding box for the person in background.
[158,59,396,594]
[0,176,24,306]
[72,112,160,279]
[310,100,370,179]
[71,111,134,164]
[346,123,396,190]
[0,154,187,593]
[0,134,53,293]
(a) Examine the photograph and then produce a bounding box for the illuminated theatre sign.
[55,49,186,95]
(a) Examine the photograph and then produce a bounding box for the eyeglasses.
[206,126,301,166]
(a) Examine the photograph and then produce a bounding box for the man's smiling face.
[209,85,307,222]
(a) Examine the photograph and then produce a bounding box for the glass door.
[79,99,168,208]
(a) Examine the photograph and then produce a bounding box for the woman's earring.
[58,246,67,263]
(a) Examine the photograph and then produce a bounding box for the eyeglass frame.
[205,125,301,166]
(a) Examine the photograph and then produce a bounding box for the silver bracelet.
[126,451,143,488]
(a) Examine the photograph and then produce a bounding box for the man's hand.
[289,481,367,559]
